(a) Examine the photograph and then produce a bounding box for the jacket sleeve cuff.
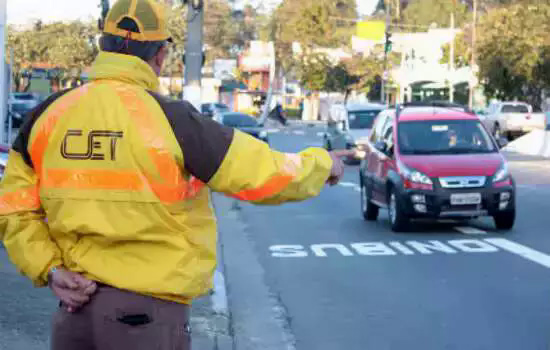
[38,258,63,287]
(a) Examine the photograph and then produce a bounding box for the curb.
[213,195,297,350]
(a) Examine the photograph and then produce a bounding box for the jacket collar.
[89,51,159,92]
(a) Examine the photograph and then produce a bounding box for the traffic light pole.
[381,1,391,105]
[183,0,204,110]
[99,0,110,29]
[0,0,6,144]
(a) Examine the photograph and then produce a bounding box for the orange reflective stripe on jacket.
[30,82,203,203]
[110,82,190,203]
[231,174,294,201]
[30,85,91,176]
[43,169,145,191]
[0,185,40,215]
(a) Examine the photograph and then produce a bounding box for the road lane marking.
[270,239,550,271]
[339,182,361,192]
[484,238,550,269]
[316,132,326,137]
[293,130,306,135]
[454,226,487,235]
[269,239,502,258]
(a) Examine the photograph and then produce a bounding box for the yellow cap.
[103,0,172,42]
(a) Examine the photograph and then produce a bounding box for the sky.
[7,0,378,25]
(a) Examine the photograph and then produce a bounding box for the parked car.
[359,103,515,232]
[8,92,42,127]
[214,112,269,144]
[482,101,545,140]
[323,103,386,164]
[201,103,230,118]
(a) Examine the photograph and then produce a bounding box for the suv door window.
[370,112,389,143]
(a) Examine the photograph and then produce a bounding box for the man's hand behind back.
[49,268,97,313]
[327,150,356,186]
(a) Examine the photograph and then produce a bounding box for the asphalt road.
[226,124,550,350]
[2,123,550,350]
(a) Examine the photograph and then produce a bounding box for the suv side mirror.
[497,137,509,149]
[374,140,387,153]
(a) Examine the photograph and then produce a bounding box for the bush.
[285,108,301,119]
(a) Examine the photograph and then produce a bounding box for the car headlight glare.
[493,163,509,183]
[409,170,433,185]
[399,160,433,185]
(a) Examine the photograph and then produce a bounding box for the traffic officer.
[0,0,352,349]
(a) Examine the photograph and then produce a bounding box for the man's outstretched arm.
[154,97,353,205]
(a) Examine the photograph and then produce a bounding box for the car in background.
[323,103,385,164]
[483,101,545,140]
[359,103,515,232]
[214,112,269,144]
[8,92,42,127]
[201,103,230,118]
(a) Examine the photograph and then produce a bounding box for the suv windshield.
[348,110,382,129]
[501,104,529,113]
[223,113,258,127]
[398,120,497,155]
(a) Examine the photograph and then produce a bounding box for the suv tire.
[493,210,515,231]
[360,178,379,221]
[388,187,410,232]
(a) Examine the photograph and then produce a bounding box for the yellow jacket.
[0,52,332,304]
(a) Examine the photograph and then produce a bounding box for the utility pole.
[99,0,110,30]
[469,0,477,109]
[449,11,455,103]
[0,0,6,144]
[183,0,204,110]
[382,0,391,104]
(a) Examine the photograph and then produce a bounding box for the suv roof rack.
[390,101,475,120]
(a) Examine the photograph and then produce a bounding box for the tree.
[294,53,332,92]
[7,21,99,92]
[402,0,470,30]
[441,31,472,68]
[476,3,550,108]
[270,0,358,72]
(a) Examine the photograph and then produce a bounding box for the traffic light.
[384,31,393,54]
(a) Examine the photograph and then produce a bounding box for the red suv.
[359,104,515,232]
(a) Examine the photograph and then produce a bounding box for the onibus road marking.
[269,238,550,269]
[269,239,499,258]
[454,226,487,235]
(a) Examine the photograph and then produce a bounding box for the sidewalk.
[191,294,232,350]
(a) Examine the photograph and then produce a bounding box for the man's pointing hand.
[327,149,357,186]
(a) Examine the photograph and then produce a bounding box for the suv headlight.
[399,160,433,185]
[259,131,268,139]
[493,162,510,183]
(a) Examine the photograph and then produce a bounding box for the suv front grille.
[439,176,486,189]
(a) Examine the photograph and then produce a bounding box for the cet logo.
[61,130,123,161]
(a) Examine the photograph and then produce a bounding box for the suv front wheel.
[493,210,515,230]
[360,178,379,221]
[388,187,410,232]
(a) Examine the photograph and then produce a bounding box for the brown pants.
[51,284,191,350]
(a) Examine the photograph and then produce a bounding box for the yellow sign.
[357,21,386,41]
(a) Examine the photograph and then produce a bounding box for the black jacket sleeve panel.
[12,89,75,168]
[147,92,234,183]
